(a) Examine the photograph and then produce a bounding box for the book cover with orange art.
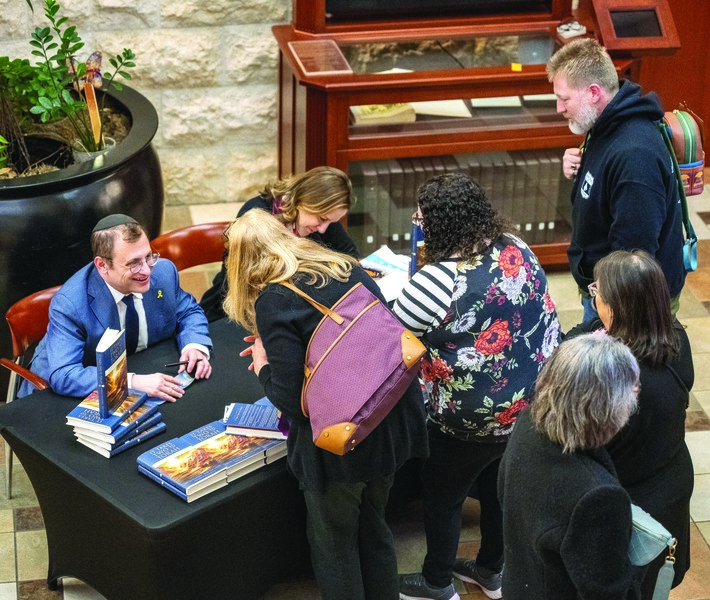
[137,421,286,499]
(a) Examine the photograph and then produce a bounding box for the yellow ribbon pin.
[157,290,163,298]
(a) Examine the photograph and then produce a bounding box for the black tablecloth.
[0,318,309,600]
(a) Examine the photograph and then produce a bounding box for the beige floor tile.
[0,463,37,512]
[683,319,710,354]
[391,501,428,574]
[694,391,710,416]
[0,533,15,584]
[61,577,106,600]
[177,266,221,302]
[0,512,12,535]
[14,531,47,582]
[0,582,17,600]
[669,524,710,599]
[688,432,710,474]
[690,474,710,522]
[160,205,192,234]
[678,284,709,320]
[689,393,703,412]
[546,272,581,311]
[689,353,710,393]
[189,202,243,225]
[697,521,710,544]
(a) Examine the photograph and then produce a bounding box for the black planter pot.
[0,84,164,394]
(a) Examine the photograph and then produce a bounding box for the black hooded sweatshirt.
[567,79,685,298]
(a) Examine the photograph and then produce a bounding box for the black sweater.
[565,319,694,591]
[199,195,359,321]
[499,409,641,600]
[255,266,428,491]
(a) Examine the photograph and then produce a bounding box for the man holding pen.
[20,214,212,402]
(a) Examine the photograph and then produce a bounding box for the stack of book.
[66,327,166,458]
[137,419,287,503]
[68,393,164,458]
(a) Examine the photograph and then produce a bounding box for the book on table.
[137,464,228,503]
[222,400,287,439]
[136,420,287,501]
[76,420,167,459]
[73,399,162,445]
[66,389,148,434]
[95,328,129,418]
[75,412,163,449]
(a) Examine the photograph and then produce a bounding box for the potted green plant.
[0,0,164,396]
[27,0,136,155]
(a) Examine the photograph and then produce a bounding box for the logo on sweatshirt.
[580,171,594,199]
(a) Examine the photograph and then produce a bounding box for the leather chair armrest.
[0,358,49,391]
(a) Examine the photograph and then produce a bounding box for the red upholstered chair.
[151,221,230,272]
[1,285,59,498]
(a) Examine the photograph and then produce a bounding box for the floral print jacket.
[394,234,561,441]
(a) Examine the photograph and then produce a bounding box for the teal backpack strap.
[659,121,698,272]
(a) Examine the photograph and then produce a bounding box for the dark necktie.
[123,294,139,355]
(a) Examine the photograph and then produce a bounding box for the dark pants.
[421,427,506,588]
[303,474,399,600]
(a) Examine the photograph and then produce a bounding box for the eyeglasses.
[105,252,160,274]
[411,213,424,226]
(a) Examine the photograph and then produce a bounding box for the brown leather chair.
[151,221,230,272]
[1,285,59,498]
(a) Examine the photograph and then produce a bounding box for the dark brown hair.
[417,172,514,263]
[594,250,680,366]
[91,222,146,259]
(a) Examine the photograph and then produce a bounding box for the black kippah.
[93,214,139,232]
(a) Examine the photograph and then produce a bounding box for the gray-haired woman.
[498,333,643,600]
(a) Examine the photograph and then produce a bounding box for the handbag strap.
[279,281,344,325]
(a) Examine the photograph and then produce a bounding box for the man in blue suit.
[20,214,212,402]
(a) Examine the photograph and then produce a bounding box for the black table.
[0,318,309,600]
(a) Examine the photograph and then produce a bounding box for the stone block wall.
[0,0,291,205]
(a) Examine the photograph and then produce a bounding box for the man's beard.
[568,102,598,135]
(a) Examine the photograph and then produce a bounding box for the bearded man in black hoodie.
[548,38,685,321]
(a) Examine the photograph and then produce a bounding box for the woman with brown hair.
[222,209,428,600]
[200,166,358,321]
[567,249,694,597]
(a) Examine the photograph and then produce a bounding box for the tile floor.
[1,197,710,599]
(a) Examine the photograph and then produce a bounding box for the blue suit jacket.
[20,259,212,398]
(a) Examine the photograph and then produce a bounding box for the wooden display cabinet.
[274,0,675,269]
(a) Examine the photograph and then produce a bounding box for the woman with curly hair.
[395,173,561,600]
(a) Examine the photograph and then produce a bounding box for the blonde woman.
[201,166,358,321]
[222,209,428,600]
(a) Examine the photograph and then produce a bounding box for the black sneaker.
[399,572,460,600]
[452,560,502,599]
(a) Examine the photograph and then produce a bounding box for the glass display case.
[274,0,675,268]
[348,150,573,258]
